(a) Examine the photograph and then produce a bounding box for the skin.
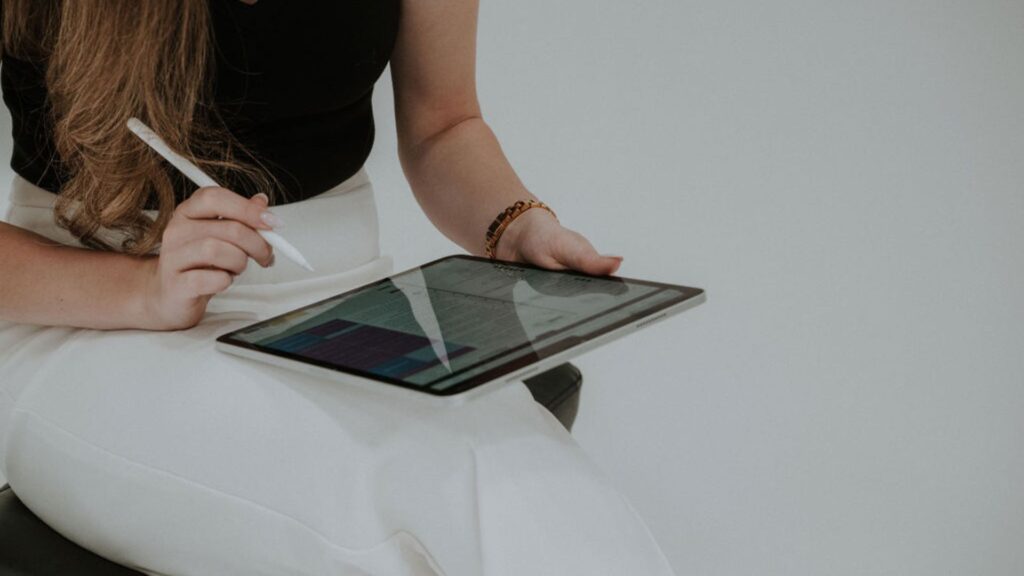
[389,0,622,276]
[0,0,621,331]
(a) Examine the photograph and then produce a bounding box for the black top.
[0,0,401,206]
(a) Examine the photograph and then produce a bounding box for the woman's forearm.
[398,116,551,257]
[388,0,620,276]
[0,221,152,329]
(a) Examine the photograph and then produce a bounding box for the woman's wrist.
[130,254,203,332]
[492,206,559,261]
[126,255,163,330]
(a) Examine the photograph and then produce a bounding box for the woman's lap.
[0,172,676,575]
[0,311,466,573]
[1,303,673,575]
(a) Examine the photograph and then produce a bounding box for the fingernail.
[260,211,284,228]
[268,253,276,267]
[605,254,624,260]
[253,193,269,204]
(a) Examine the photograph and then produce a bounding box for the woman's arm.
[0,189,275,330]
[0,221,152,329]
[391,0,622,275]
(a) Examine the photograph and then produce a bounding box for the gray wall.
[368,1,1024,574]
[3,1,1022,574]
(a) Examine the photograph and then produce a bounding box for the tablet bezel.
[216,254,705,400]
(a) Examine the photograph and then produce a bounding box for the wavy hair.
[1,0,277,254]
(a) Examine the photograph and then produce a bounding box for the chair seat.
[0,363,582,575]
[0,484,144,576]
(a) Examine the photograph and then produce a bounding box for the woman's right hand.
[139,187,279,331]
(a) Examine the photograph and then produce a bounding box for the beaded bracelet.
[484,199,558,259]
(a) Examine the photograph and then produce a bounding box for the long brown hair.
[1,0,276,254]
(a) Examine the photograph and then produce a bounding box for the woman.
[0,1,675,574]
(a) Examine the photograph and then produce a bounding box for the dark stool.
[0,363,582,575]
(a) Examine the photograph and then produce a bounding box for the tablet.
[216,255,705,404]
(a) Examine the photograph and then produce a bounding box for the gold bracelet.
[484,199,557,259]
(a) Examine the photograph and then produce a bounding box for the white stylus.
[126,117,315,272]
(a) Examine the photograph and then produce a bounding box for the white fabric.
[0,170,676,576]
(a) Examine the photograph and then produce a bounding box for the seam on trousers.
[10,407,446,569]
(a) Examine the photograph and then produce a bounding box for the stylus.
[126,117,315,272]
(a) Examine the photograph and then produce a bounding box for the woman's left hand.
[493,208,624,276]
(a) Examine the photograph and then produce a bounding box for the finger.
[179,187,280,231]
[566,252,622,276]
[187,219,274,267]
[170,237,250,276]
[602,255,624,275]
[180,269,234,297]
[526,253,568,271]
[552,233,623,276]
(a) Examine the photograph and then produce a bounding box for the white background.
[3,1,1023,574]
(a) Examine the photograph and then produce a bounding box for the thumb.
[585,253,624,276]
[553,234,623,276]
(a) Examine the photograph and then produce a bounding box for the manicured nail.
[260,211,284,228]
[267,253,276,267]
[253,193,269,204]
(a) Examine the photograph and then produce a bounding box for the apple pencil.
[126,117,315,272]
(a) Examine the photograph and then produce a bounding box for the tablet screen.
[219,255,703,396]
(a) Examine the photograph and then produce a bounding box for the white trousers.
[0,170,676,576]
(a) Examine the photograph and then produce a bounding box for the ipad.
[216,255,705,404]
